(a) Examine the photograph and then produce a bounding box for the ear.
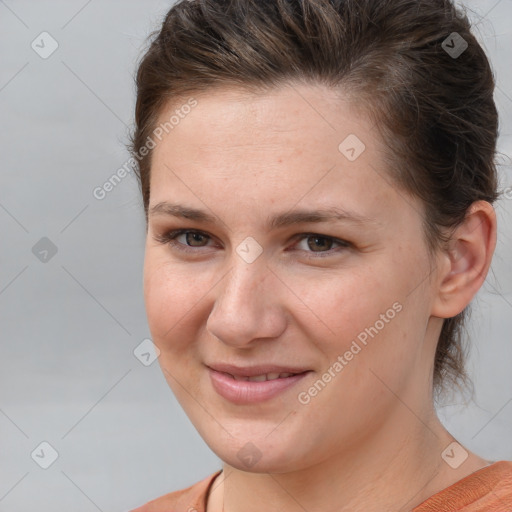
[431,200,497,319]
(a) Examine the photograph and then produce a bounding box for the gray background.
[0,1,511,511]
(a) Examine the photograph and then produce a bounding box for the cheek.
[321,287,426,416]
[143,255,210,404]
[143,254,208,350]
[289,266,397,345]
[291,264,416,385]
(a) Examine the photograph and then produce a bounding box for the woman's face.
[143,83,442,473]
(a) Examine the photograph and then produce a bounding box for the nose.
[206,257,287,349]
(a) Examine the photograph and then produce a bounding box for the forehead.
[154,82,365,147]
[149,83,420,225]
[152,84,372,173]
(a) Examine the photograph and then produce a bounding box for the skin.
[143,83,496,512]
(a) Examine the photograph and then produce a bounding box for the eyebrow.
[148,201,375,229]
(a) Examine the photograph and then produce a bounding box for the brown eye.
[306,235,334,252]
[183,231,209,247]
[293,233,351,258]
[155,229,350,259]
[153,229,215,253]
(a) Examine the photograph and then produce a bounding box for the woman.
[129,0,512,510]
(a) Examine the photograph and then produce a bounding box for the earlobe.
[431,201,497,319]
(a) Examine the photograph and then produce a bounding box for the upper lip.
[206,363,311,377]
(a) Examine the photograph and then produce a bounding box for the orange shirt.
[131,461,512,512]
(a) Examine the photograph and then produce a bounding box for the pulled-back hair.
[130,0,499,398]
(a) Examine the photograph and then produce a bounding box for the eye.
[153,229,351,258]
[153,229,215,253]
[291,233,351,258]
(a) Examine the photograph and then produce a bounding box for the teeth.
[231,372,297,382]
[224,371,301,381]
[248,374,267,382]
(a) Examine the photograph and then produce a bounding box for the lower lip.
[208,368,311,404]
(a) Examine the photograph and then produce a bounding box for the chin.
[206,435,306,474]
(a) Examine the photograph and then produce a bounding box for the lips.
[206,363,312,404]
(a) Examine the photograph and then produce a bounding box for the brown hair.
[130,0,500,398]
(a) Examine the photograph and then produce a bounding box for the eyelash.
[153,229,351,259]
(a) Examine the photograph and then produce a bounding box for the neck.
[207,410,489,512]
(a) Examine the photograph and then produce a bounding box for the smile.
[208,368,311,404]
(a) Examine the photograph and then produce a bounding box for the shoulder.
[413,461,512,511]
[475,460,512,506]
[130,469,222,512]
